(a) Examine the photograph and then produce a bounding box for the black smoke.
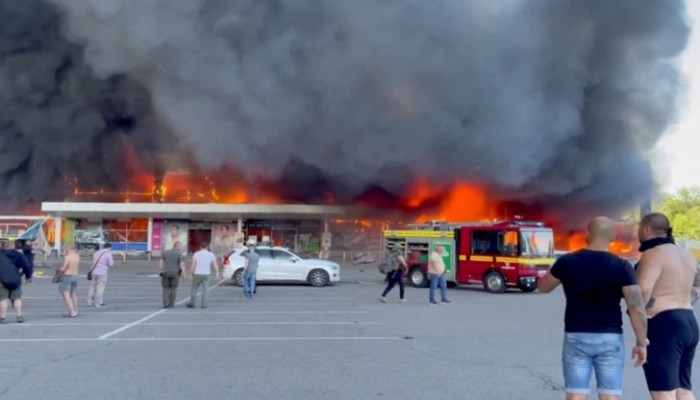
[0,0,692,216]
[0,0,164,204]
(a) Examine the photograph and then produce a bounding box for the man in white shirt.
[186,242,219,309]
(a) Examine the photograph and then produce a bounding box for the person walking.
[243,244,260,299]
[538,217,648,400]
[428,245,451,305]
[186,242,219,309]
[379,246,408,303]
[57,245,80,318]
[87,243,113,308]
[0,250,24,323]
[160,241,184,308]
[636,212,700,400]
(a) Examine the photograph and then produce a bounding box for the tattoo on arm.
[628,286,644,309]
[624,285,648,333]
[646,297,656,310]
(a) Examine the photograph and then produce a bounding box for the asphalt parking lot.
[1,261,698,399]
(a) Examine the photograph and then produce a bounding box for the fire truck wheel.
[408,267,428,288]
[308,269,330,287]
[483,271,507,293]
[232,269,245,286]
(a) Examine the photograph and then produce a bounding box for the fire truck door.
[431,240,454,281]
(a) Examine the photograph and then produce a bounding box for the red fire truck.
[383,220,556,293]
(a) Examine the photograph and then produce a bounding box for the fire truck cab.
[383,220,556,293]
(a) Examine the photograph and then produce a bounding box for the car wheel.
[308,269,330,287]
[409,266,428,288]
[483,271,507,293]
[232,268,244,286]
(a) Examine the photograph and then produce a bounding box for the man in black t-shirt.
[538,217,649,400]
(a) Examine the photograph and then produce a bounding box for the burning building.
[0,0,692,256]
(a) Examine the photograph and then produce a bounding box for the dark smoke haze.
[0,0,692,217]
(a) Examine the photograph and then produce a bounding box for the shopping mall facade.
[38,202,382,259]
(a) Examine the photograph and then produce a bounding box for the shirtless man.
[636,212,700,400]
[57,245,80,318]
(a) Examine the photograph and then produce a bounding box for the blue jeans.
[243,271,256,298]
[429,273,448,303]
[562,333,625,396]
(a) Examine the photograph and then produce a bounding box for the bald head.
[587,216,615,244]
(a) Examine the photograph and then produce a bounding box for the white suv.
[222,246,341,287]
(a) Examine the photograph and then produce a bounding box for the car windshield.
[520,230,554,258]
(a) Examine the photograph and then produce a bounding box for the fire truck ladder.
[405,220,546,231]
[406,221,501,231]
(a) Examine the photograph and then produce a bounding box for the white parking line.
[97,279,225,340]
[23,297,172,300]
[161,311,370,314]
[7,310,369,316]
[14,321,383,327]
[0,336,401,343]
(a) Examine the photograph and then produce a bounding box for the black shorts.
[644,309,700,391]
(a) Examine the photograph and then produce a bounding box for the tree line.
[655,187,700,241]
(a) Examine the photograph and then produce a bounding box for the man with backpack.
[379,246,408,303]
[0,247,24,323]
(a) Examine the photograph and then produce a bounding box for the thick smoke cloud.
[0,0,691,212]
[0,0,165,204]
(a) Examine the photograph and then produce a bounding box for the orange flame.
[405,181,499,222]
[562,226,639,258]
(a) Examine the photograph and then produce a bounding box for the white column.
[146,217,154,252]
[321,219,331,259]
[53,217,63,255]
[237,216,243,233]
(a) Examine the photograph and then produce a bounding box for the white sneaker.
[379,296,387,303]
[399,299,407,303]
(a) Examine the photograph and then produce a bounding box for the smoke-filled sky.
[0,0,692,213]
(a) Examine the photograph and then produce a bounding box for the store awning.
[41,202,377,221]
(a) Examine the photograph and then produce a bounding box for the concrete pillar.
[321,219,331,260]
[146,217,153,260]
[237,216,243,233]
[147,218,154,251]
[53,216,63,255]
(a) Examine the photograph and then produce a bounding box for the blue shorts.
[58,275,78,293]
[562,333,625,396]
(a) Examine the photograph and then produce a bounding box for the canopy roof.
[41,202,376,221]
